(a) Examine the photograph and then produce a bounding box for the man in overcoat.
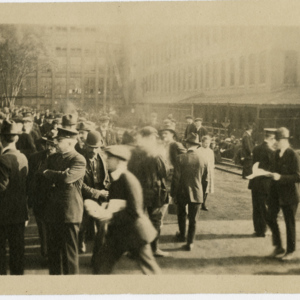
[241,124,254,178]
[43,114,86,274]
[171,133,206,251]
[0,120,28,275]
[267,127,300,260]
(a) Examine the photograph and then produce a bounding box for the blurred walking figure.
[241,124,254,179]
[0,120,28,275]
[92,145,161,274]
[128,126,170,257]
[171,133,205,251]
[267,127,300,260]
[197,135,215,211]
[248,128,276,237]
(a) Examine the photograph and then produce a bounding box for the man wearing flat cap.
[241,124,255,179]
[91,145,161,274]
[248,128,276,237]
[97,114,119,147]
[267,127,300,260]
[194,117,208,143]
[184,115,197,140]
[79,130,109,255]
[42,114,86,275]
[0,120,28,275]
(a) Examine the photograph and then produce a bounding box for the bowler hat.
[0,119,20,135]
[159,123,176,135]
[184,133,200,145]
[194,117,203,122]
[105,145,131,161]
[85,131,103,148]
[139,126,158,138]
[276,127,290,140]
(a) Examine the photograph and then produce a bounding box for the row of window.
[143,26,270,67]
[143,52,267,93]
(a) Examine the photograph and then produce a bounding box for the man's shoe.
[175,232,186,242]
[79,242,86,254]
[281,252,294,261]
[253,232,265,237]
[182,244,194,251]
[153,249,171,257]
[201,205,208,211]
[268,247,285,258]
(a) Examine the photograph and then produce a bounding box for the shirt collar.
[2,145,17,154]
[110,166,126,181]
[279,145,289,157]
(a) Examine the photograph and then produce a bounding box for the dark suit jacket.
[171,148,205,204]
[82,152,109,201]
[16,133,37,159]
[169,141,187,167]
[270,148,300,206]
[184,123,197,139]
[108,170,157,248]
[248,141,275,192]
[0,148,28,225]
[242,131,254,158]
[128,147,167,208]
[44,150,86,223]
[196,126,208,141]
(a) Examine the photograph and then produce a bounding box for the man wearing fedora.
[171,133,206,251]
[267,127,300,260]
[40,113,55,136]
[27,132,58,260]
[75,121,93,155]
[0,119,28,275]
[90,145,161,274]
[42,114,86,275]
[97,114,120,147]
[248,128,276,237]
[79,130,109,254]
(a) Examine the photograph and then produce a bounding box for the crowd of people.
[0,105,299,275]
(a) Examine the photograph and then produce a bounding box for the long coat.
[184,123,197,139]
[171,148,206,203]
[82,152,109,201]
[0,148,28,225]
[248,141,275,192]
[108,170,157,249]
[44,150,86,223]
[241,131,254,159]
[270,148,300,206]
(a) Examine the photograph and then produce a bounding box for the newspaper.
[246,162,272,179]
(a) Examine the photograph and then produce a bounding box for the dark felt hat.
[85,131,103,148]
[185,115,193,120]
[121,130,137,146]
[264,128,277,135]
[99,114,110,122]
[22,112,33,122]
[58,114,79,135]
[159,123,176,135]
[77,122,92,132]
[184,133,200,145]
[139,126,159,138]
[42,132,57,144]
[0,119,20,135]
[105,145,132,161]
[276,127,290,140]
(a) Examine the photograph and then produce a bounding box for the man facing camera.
[43,114,86,275]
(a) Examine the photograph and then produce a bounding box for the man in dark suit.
[0,120,28,275]
[267,127,300,260]
[184,115,197,139]
[97,115,120,147]
[194,117,208,143]
[89,145,161,274]
[27,133,57,259]
[128,126,169,257]
[248,128,276,237]
[79,130,109,254]
[43,114,86,275]
[241,124,254,178]
[171,133,206,251]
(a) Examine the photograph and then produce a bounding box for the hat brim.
[58,127,79,135]
[86,142,103,148]
[159,128,176,134]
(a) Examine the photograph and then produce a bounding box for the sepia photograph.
[1,0,300,295]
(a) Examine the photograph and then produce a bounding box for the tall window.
[239,56,245,85]
[249,54,256,85]
[230,58,235,86]
[212,61,217,88]
[221,60,226,87]
[194,65,198,90]
[259,52,267,84]
[205,62,210,88]
[188,66,192,90]
[284,50,297,85]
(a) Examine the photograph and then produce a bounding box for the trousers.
[0,223,25,275]
[251,190,268,235]
[177,201,201,244]
[46,222,80,275]
[267,198,298,253]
